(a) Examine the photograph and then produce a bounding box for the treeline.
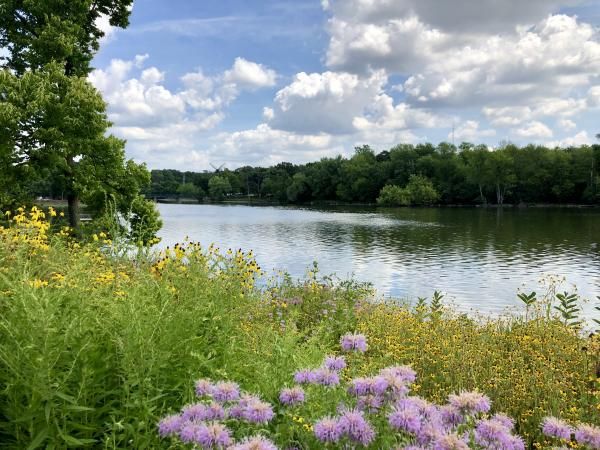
[149,142,600,205]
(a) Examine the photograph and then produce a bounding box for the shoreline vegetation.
[0,207,598,448]
[145,143,600,208]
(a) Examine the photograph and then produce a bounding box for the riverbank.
[0,207,598,448]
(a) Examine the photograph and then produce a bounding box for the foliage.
[377,175,439,206]
[147,143,600,206]
[0,0,134,76]
[208,176,232,201]
[0,208,598,448]
[178,182,205,202]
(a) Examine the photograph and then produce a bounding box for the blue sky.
[90,0,600,170]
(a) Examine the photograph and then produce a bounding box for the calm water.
[157,204,600,318]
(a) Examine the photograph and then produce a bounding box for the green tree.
[177,182,204,202]
[0,0,149,232]
[208,176,232,201]
[0,0,133,76]
[404,174,440,205]
[484,149,516,205]
[376,185,410,206]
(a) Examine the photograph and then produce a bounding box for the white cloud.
[515,121,553,139]
[546,131,592,148]
[558,118,577,131]
[223,57,277,90]
[450,121,496,141]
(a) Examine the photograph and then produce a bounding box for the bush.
[377,175,439,206]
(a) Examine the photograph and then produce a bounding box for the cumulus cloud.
[89,55,281,169]
[515,121,554,139]
[223,57,277,90]
[546,131,592,148]
[450,121,496,141]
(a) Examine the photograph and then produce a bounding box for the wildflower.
[388,406,423,434]
[448,391,491,415]
[314,417,341,443]
[241,397,274,424]
[279,387,305,406]
[179,422,203,444]
[575,423,600,449]
[380,365,417,384]
[439,405,463,428]
[228,435,278,450]
[340,332,368,352]
[213,381,240,403]
[181,402,225,421]
[432,433,469,450]
[323,355,346,371]
[195,378,215,397]
[158,414,183,437]
[348,377,372,396]
[293,369,316,384]
[194,422,232,448]
[492,413,515,431]
[541,417,572,440]
[337,408,376,446]
[356,394,385,412]
[370,375,389,395]
[314,368,340,387]
[474,418,520,449]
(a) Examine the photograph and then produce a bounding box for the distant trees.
[208,176,232,201]
[177,183,204,202]
[377,175,439,206]
[144,142,599,207]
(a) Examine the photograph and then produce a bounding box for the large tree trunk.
[67,194,80,229]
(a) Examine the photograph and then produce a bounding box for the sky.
[89,0,600,170]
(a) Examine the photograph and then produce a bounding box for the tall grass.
[0,207,598,448]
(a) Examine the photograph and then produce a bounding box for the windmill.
[210,162,226,173]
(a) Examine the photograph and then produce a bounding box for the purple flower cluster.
[474,417,525,450]
[279,387,305,406]
[541,416,573,440]
[340,332,368,352]
[292,354,346,388]
[314,408,375,446]
[346,365,415,413]
[447,391,491,416]
[542,417,600,449]
[158,378,275,449]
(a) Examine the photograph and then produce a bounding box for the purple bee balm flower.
[314,368,340,387]
[403,446,428,450]
[314,417,341,443]
[370,376,389,395]
[416,421,445,446]
[356,394,385,412]
[181,403,209,421]
[340,332,368,352]
[492,413,515,431]
[348,377,371,396]
[337,408,376,446]
[575,423,600,449]
[242,397,275,424]
[448,391,491,415]
[179,422,202,444]
[228,435,279,450]
[206,402,227,420]
[380,365,417,384]
[212,381,240,403]
[432,433,470,450]
[293,369,317,384]
[474,419,515,449]
[195,378,214,397]
[227,404,244,419]
[542,417,573,440]
[279,387,305,405]
[397,396,431,413]
[158,414,183,437]
[388,406,423,434]
[323,355,346,372]
[195,422,232,448]
[440,405,464,428]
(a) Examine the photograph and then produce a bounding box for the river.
[157,203,600,318]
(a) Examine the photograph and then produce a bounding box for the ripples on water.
[157,204,600,318]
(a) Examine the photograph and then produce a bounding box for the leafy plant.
[517,291,537,320]
[554,291,582,328]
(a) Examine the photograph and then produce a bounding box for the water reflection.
[157,204,600,317]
